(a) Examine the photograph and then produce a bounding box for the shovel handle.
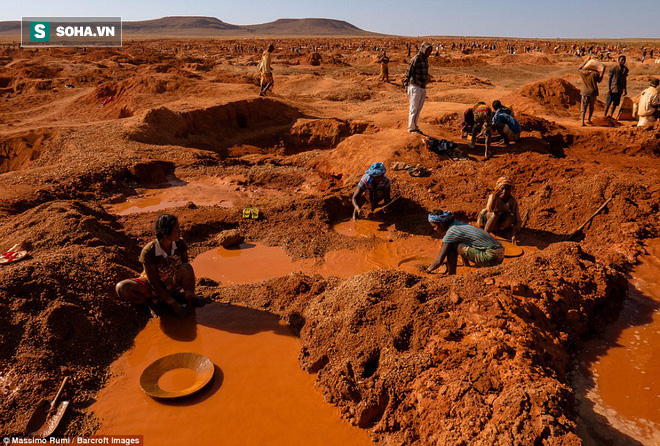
[50,377,68,409]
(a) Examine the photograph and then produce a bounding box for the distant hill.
[122,16,242,34]
[244,18,371,36]
[0,16,378,38]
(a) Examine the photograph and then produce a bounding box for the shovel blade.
[25,400,50,435]
[26,401,69,438]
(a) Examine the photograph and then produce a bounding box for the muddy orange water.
[91,304,372,446]
[331,220,395,238]
[108,178,239,215]
[192,221,536,285]
[157,368,199,393]
[574,238,660,445]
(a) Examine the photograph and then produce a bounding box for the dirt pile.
[573,122,660,157]
[307,52,322,66]
[0,130,54,173]
[434,56,488,67]
[211,243,625,445]
[128,98,302,151]
[519,77,581,115]
[0,201,145,435]
[73,73,193,119]
[433,74,493,88]
[285,118,376,151]
[494,54,554,65]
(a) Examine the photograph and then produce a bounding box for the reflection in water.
[91,304,372,446]
[574,238,660,445]
[107,178,254,215]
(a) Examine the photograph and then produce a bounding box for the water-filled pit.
[574,238,660,445]
[93,209,539,445]
[91,304,372,445]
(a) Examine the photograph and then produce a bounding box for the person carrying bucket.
[352,162,391,220]
[115,214,197,317]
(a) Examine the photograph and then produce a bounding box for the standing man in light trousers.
[403,42,433,134]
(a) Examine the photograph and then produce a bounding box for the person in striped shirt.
[352,162,391,220]
[425,210,504,275]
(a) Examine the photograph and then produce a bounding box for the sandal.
[0,244,28,265]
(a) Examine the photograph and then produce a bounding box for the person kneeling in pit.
[491,101,521,147]
[116,214,196,317]
[468,102,493,160]
[477,176,521,244]
[425,210,504,275]
[352,162,391,220]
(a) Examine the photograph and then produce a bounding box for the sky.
[6,0,660,39]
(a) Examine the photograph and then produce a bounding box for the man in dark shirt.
[578,60,604,126]
[403,42,432,134]
[604,56,629,119]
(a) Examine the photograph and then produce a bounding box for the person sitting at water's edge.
[426,210,504,275]
[352,162,391,220]
[116,214,197,317]
[477,176,521,245]
[491,100,521,147]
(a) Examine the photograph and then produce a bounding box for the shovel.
[25,377,70,438]
[372,195,401,214]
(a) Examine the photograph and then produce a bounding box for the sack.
[583,59,604,72]
[615,96,634,120]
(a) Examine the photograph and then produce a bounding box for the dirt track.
[1,39,659,444]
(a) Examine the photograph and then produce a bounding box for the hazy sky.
[8,0,660,38]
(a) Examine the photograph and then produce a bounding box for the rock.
[128,159,174,186]
[214,229,244,248]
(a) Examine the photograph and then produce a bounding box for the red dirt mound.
[307,52,322,66]
[285,118,376,151]
[573,122,660,157]
[128,98,302,151]
[494,54,554,65]
[519,77,581,113]
[434,74,493,87]
[0,201,145,435]
[212,242,626,445]
[435,56,488,67]
[0,130,54,173]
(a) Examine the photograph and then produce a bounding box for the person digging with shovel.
[115,214,197,318]
[352,162,392,220]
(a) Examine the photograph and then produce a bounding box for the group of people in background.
[578,55,659,127]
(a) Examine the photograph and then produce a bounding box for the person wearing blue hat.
[352,162,392,220]
[426,210,504,275]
